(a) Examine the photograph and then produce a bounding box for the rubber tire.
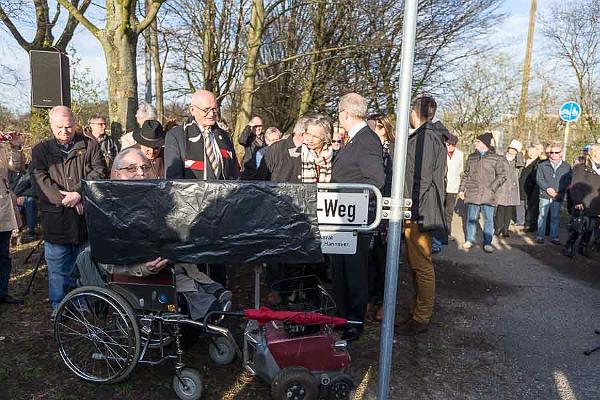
[328,375,354,400]
[271,367,319,400]
[173,368,203,400]
[54,286,141,384]
[208,336,237,365]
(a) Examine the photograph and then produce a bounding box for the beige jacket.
[0,143,22,232]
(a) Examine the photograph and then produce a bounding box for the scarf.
[300,144,333,183]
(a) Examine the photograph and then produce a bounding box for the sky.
[0,0,556,114]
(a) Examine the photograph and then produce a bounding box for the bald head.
[190,90,219,129]
[49,106,76,145]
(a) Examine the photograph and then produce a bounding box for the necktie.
[203,129,220,178]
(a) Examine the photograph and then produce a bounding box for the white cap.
[508,139,523,152]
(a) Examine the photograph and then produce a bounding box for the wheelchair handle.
[203,310,244,328]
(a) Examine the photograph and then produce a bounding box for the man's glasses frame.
[191,105,219,116]
[118,164,152,173]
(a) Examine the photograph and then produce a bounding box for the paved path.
[361,217,600,400]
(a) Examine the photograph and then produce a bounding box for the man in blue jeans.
[535,143,571,244]
[30,106,105,319]
[458,132,507,253]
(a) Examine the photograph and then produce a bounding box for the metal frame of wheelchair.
[53,267,240,400]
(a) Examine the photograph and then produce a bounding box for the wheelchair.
[53,266,240,400]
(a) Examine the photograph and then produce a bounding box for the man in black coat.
[330,93,385,341]
[30,106,106,316]
[164,90,240,285]
[255,118,305,183]
[396,96,447,336]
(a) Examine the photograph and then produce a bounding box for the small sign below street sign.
[559,101,581,122]
[320,231,357,254]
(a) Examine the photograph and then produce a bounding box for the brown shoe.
[394,314,413,328]
[396,319,429,336]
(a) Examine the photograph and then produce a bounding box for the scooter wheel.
[271,366,319,400]
[328,375,354,400]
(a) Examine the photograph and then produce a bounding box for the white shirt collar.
[347,121,367,140]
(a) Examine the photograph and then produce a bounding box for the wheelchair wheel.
[54,286,141,384]
[208,336,236,365]
[173,368,203,400]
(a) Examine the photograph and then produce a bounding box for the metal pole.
[562,121,570,161]
[377,0,419,398]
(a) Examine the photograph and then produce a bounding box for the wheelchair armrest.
[109,266,175,287]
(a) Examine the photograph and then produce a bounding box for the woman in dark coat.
[564,144,600,257]
[519,144,545,232]
[366,114,395,322]
[495,140,525,237]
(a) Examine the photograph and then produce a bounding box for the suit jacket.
[164,118,240,180]
[331,125,385,189]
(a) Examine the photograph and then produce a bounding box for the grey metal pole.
[377,0,419,398]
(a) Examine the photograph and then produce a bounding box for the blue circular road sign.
[559,101,581,122]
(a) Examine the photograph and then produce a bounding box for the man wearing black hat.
[164,90,240,286]
[459,132,507,253]
[133,120,165,178]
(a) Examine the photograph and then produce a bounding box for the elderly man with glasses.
[164,89,240,286]
[84,115,119,173]
[535,143,572,244]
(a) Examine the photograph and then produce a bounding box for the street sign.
[559,101,581,122]
[316,191,369,225]
[320,231,357,254]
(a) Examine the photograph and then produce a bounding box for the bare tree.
[0,0,92,51]
[56,0,164,139]
[542,0,600,132]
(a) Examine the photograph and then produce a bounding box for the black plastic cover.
[82,180,323,265]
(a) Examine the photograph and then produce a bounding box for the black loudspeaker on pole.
[30,50,71,108]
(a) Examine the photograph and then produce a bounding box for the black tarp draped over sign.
[82,180,323,265]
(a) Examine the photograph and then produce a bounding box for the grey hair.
[111,147,149,177]
[293,116,310,137]
[88,115,106,125]
[136,102,157,122]
[303,113,333,144]
[49,106,74,123]
[339,93,367,119]
[264,127,282,139]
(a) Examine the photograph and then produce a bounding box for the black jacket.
[331,125,385,189]
[238,125,265,179]
[569,160,600,216]
[255,136,302,183]
[164,118,240,180]
[519,158,541,202]
[31,134,106,244]
[404,121,447,233]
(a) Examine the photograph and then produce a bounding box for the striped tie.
[203,129,220,178]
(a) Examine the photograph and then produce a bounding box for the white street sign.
[320,231,357,254]
[317,191,369,225]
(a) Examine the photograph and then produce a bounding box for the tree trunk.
[104,32,139,141]
[202,0,217,93]
[234,0,265,142]
[150,19,163,122]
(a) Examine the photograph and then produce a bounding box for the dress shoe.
[396,319,429,336]
[551,239,561,245]
[0,294,23,304]
[374,306,384,322]
[341,326,363,342]
[563,243,576,258]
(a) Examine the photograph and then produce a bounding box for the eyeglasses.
[332,140,342,144]
[118,164,152,173]
[191,105,219,116]
[91,122,106,126]
[549,151,562,154]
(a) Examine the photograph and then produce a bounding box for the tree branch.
[136,0,164,34]
[56,0,100,39]
[0,5,31,50]
[56,0,92,51]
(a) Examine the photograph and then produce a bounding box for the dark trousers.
[0,231,12,298]
[368,233,386,304]
[200,264,227,287]
[332,234,370,322]
[495,205,514,235]
[444,193,457,235]
[525,195,539,230]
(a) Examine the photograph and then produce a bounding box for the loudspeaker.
[30,50,71,108]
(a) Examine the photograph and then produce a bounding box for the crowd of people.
[1,90,599,343]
